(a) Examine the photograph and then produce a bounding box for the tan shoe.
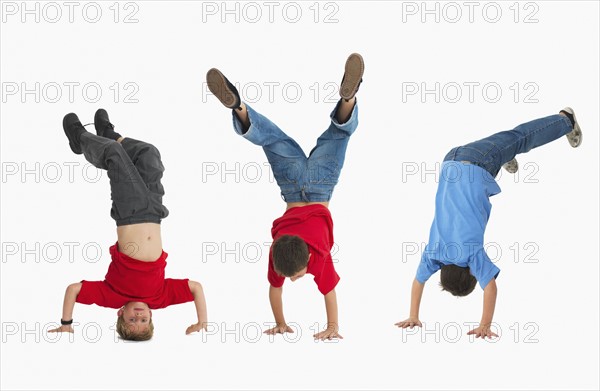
[206,68,241,109]
[502,158,519,174]
[340,53,364,101]
[561,107,582,148]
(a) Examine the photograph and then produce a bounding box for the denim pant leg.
[120,137,169,221]
[232,104,307,202]
[444,114,573,177]
[79,133,164,226]
[304,100,359,201]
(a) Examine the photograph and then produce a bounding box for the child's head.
[439,264,477,297]
[116,301,154,341]
[272,234,310,281]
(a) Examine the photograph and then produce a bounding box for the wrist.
[61,318,73,325]
[326,322,338,330]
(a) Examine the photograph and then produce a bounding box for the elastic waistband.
[116,214,162,227]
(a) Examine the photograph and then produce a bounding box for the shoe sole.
[340,53,364,100]
[206,68,240,109]
[562,107,582,148]
[63,114,83,155]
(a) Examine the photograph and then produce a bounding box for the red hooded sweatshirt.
[268,204,339,295]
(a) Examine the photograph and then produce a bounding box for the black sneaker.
[206,68,241,109]
[93,108,120,140]
[94,108,113,135]
[340,53,364,101]
[62,113,86,154]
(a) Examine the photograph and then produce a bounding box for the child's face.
[286,253,310,282]
[289,266,308,282]
[117,302,152,331]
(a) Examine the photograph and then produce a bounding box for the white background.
[1,1,599,390]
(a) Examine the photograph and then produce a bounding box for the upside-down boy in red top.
[206,53,364,340]
[49,109,207,341]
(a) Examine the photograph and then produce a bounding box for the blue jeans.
[444,114,573,177]
[232,100,359,202]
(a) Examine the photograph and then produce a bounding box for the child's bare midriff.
[286,201,329,210]
[116,222,163,262]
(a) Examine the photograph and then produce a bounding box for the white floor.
[1,1,598,390]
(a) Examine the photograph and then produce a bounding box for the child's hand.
[264,323,294,335]
[186,322,207,335]
[313,325,343,341]
[395,317,422,329]
[467,324,498,339]
[48,325,74,333]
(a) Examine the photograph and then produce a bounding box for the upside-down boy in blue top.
[396,107,582,339]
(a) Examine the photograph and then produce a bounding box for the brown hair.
[439,264,477,297]
[116,315,154,341]
[272,235,309,277]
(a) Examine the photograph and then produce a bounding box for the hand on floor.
[48,325,74,333]
[467,324,498,339]
[395,317,422,329]
[186,322,208,335]
[313,326,343,341]
[263,323,294,335]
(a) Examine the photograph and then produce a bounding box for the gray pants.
[80,132,169,226]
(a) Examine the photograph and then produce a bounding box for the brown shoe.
[339,53,364,101]
[206,68,241,109]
